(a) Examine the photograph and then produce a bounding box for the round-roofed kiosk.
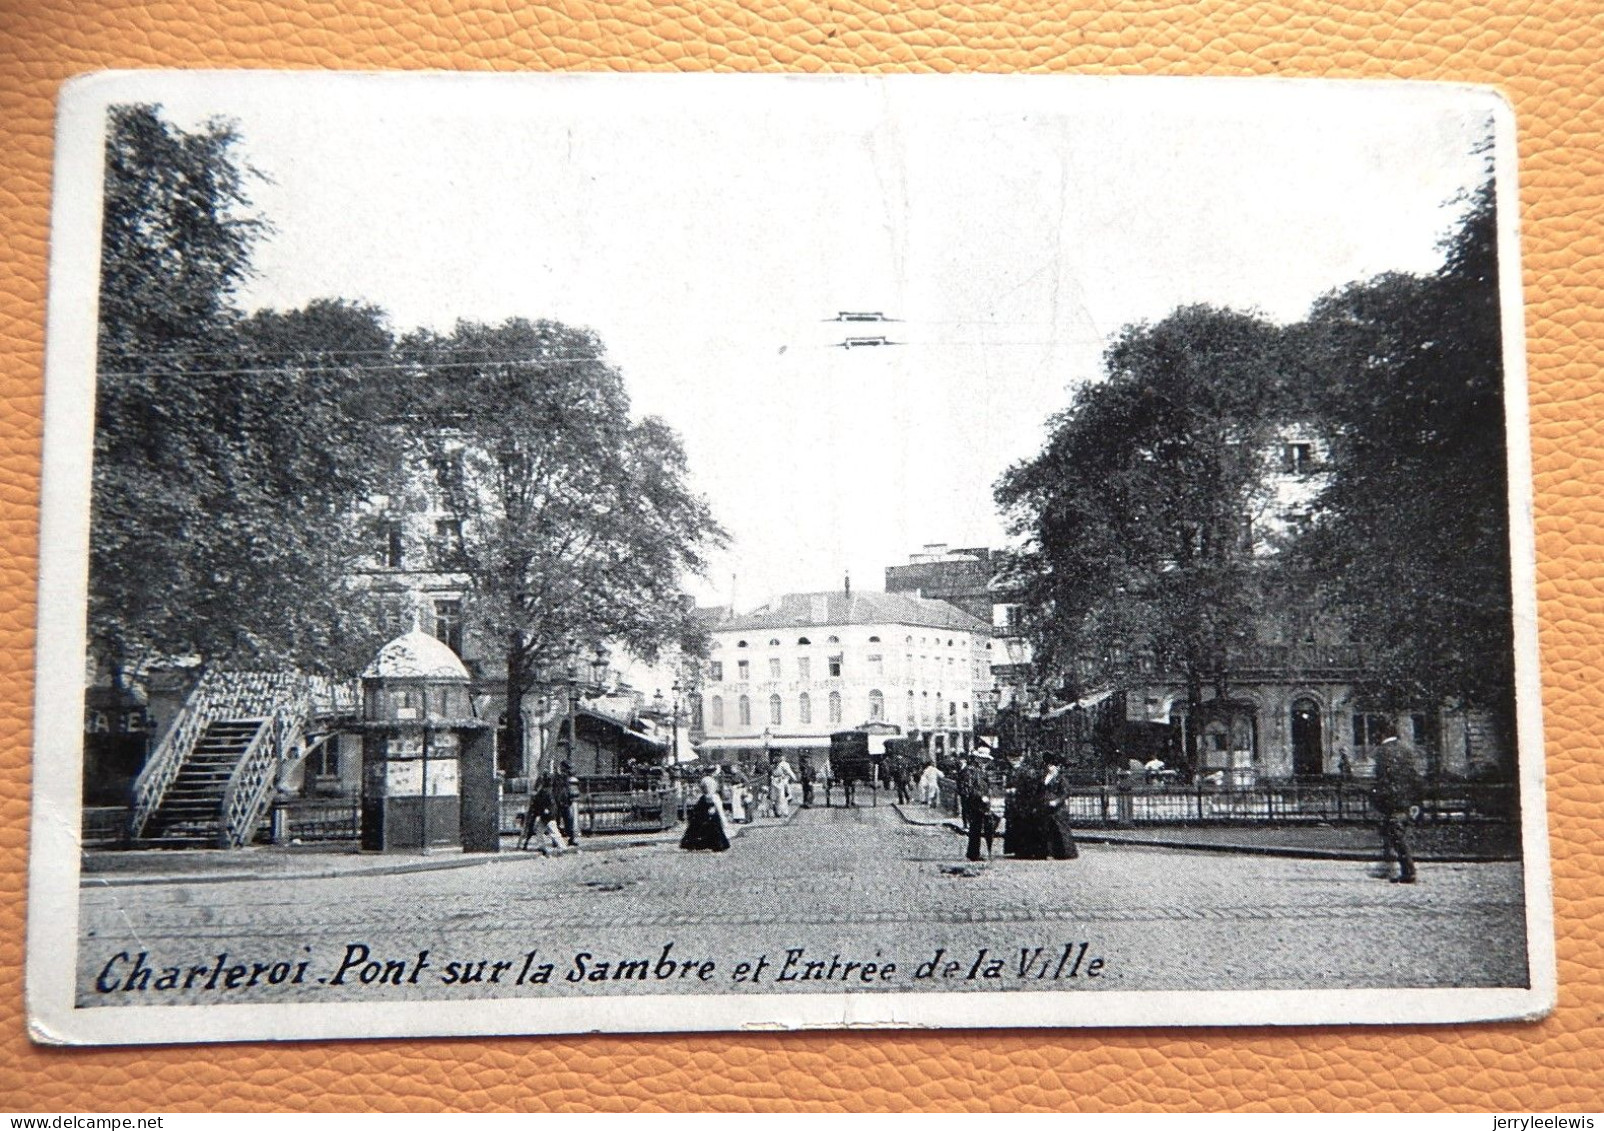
[359,629,495,853]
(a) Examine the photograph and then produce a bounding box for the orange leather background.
[2,0,1600,1113]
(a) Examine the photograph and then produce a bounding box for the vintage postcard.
[27,72,1552,1044]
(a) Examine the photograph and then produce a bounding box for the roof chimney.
[844,571,851,598]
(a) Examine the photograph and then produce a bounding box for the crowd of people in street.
[952,747,1080,863]
[525,731,1432,881]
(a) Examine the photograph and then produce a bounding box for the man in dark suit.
[1369,736,1424,883]
[957,751,992,862]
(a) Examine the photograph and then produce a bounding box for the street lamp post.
[559,643,610,776]
[670,677,683,767]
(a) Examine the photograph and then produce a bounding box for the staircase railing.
[129,669,316,842]
[219,679,316,847]
[218,717,276,848]
[129,673,221,839]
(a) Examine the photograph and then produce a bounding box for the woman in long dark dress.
[680,776,732,852]
[1008,756,1047,858]
[1038,756,1080,860]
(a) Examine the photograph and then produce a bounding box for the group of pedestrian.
[517,761,581,856]
[676,754,807,853]
[956,748,1079,864]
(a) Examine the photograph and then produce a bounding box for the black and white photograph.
[27,72,1551,1044]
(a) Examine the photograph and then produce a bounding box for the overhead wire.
[100,338,1108,380]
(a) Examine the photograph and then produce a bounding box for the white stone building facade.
[692,590,993,767]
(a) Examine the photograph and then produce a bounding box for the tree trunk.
[504,631,527,780]
[1184,667,1204,778]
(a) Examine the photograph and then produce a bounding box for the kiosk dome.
[363,628,471,683]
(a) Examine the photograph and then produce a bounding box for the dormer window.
[1282,442,1315,473]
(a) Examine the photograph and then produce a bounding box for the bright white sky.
[131,73,1492,611]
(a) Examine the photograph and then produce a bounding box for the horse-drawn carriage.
[826,730,878,806]
[825,725,918,807]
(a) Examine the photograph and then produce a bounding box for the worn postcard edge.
[24,71,1556,1046]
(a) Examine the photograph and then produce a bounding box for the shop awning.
[1042,688,1115,719]
[697,735,832,751]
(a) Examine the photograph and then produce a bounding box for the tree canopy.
[997,162,1516,769]
[92,105,725,707]
[92,105,398,679]
[1298,171,1513,723]
[995,306,1292,767]
[396,317,727,762]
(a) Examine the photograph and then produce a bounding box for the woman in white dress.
[769,757,798,818]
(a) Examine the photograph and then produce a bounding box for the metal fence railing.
[934,778,1516,827]
[269,798,362,842]
[500,782,676,838]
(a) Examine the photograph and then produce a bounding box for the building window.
[429,452,464,498]
[907,691,916,724]
[868,635,880,643]
[826,636,840,644]
[709,661,723,682]
[828,692,842,725]
[379,520,404,569]
[432,518,466,568]
[867,654,883,679]
[797,657,811,681]
[994,604,1023,631]
[691,695,704,731]
[737,660,750,682]
[433,599,463,656]
[769,694,782,726]
[1411,712,1429,745]
[1353,713,1393,750]
[799,693,812,724]
[828,654,843,678]
[738,696,751,727]
[1237,514,1254,553]
[711,696,724,728]
[768,638,780,646]
[868,690,884,721]
[1282,442,1314,473]
[769,657,782,680]
[949,700,957,720]
[797,636,811,646]
[309,740,340,779]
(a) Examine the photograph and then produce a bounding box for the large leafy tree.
[398,318,727,766]
[1298,171,1514,750]
[995,306,1290,771]
[92,105,396,680]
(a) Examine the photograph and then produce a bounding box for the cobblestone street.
[77,804,1529,1006]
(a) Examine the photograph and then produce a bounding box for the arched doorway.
[1291,697,1323,777]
